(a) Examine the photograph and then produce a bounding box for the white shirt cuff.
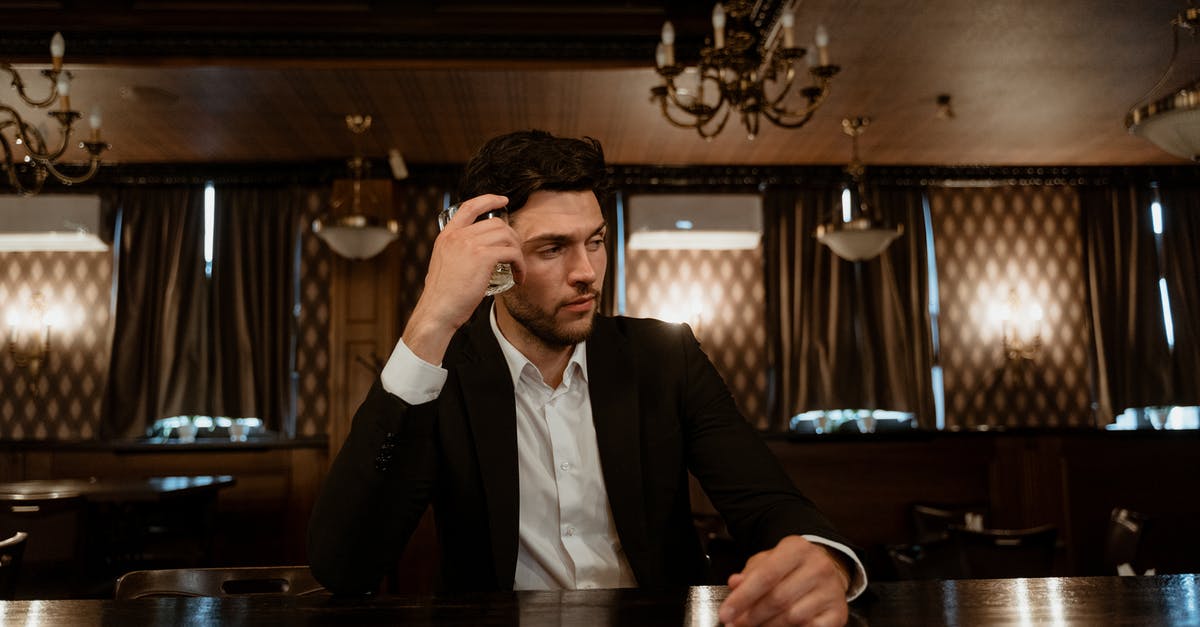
[380,338,448,405]
[802,535,869,601]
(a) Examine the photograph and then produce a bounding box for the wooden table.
[0,476,237,598]
[0,475,236,502]
[0,575,1195,625]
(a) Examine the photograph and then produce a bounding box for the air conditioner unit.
[0,194,108,252]
[625,193,762,250]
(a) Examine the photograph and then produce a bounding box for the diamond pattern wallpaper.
[0,251,112,439]
[624,247,769,428]
[296,190,332,438]
[928,186,1092,429]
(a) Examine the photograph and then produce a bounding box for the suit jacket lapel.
[453,309,520,590]
[587,317,651,579]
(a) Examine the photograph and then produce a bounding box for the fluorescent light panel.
[0,232,108,252]
[626,230,761,250]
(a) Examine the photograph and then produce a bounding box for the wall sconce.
[5,292,58,384]
[990,289,1043,361]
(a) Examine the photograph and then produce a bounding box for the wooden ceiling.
[2,0,1192,167]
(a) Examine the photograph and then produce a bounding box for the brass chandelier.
[1,33,109,196]
[651,0,839,140]
[1126,3,1200,161]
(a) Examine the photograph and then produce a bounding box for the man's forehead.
[510,191,604,231]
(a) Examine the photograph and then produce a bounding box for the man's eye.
[540,246,562,256]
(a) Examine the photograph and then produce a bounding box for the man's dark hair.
[458,129,609,213]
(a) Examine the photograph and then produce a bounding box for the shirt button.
[560,462,571,471]
[564,527,576,537]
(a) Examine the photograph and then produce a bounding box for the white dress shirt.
[379,307,867,598]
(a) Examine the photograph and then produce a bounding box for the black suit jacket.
[308,311,853,594]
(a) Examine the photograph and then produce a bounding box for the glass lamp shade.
[815,218,903,261]
[312,215,400,260]
[1127,82,1200,161]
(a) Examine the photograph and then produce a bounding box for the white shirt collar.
[489,303,588,389]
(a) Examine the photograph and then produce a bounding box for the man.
[309,130,867,626]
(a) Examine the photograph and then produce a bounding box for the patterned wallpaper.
[928,186,1093,429]
[295,190,332,438]
[0,251,112,439]
[0,191,333,441]
[624,247,769,428]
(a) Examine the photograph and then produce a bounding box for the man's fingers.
[444,194,509,230]
[719,544,804,624]
[730,558,821,626]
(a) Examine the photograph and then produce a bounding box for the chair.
[1102,507,1154,575]
[114,565,327,599]
[887,538,968,580]
[947,524,1057,579]
[0,531,28,600]
[693,514,745,584]
[910,503,988,545]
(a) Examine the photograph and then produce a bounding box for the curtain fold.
[101,186,208,439]
[764,183,935,430]
[1079,185,1172,420]
[211,186,313,435]
[598,190,620,316]
[1155,186,1200,406]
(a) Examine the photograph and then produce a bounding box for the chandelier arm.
[658,74,722,120]
[0,107,75,164]
[762,63,801,111]
[14,116,76,163]
[38,155,101,186]
[764,80,832,127]
[1128,17,1185,113]
[657,96,714,131]
[0,134,48,196]
[0,64,62,109]
[696,106,733,139]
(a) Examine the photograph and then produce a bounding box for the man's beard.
[501,287,597,348]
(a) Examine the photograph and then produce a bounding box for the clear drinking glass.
[438,203,515,295]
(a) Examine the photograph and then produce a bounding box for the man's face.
[497,189,607,348]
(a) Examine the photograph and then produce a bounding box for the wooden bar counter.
[0,575,1195,625]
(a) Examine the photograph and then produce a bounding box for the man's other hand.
[717,535,850,627]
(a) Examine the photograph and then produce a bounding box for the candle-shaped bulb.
[660,21,676,66]
[815,25,830,65]
[56,72,71,112]
[781,9,795,48]
[655,42,667,68]
[50,32,65,59]
[712,4,726,49]
[89,105,103,141]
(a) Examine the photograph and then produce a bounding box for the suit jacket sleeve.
[307,379,438,595]
[674,324,857,556]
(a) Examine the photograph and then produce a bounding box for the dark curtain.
[101,186,208,439]
[764,183,935,430]
[1080,185,1172,419]
[598,190,620,316]
[211,186,313,435]
[1155,187,1200,406]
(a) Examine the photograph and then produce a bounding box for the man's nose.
[566,245,597,285]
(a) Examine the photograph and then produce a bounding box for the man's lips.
[562,294,597,312]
